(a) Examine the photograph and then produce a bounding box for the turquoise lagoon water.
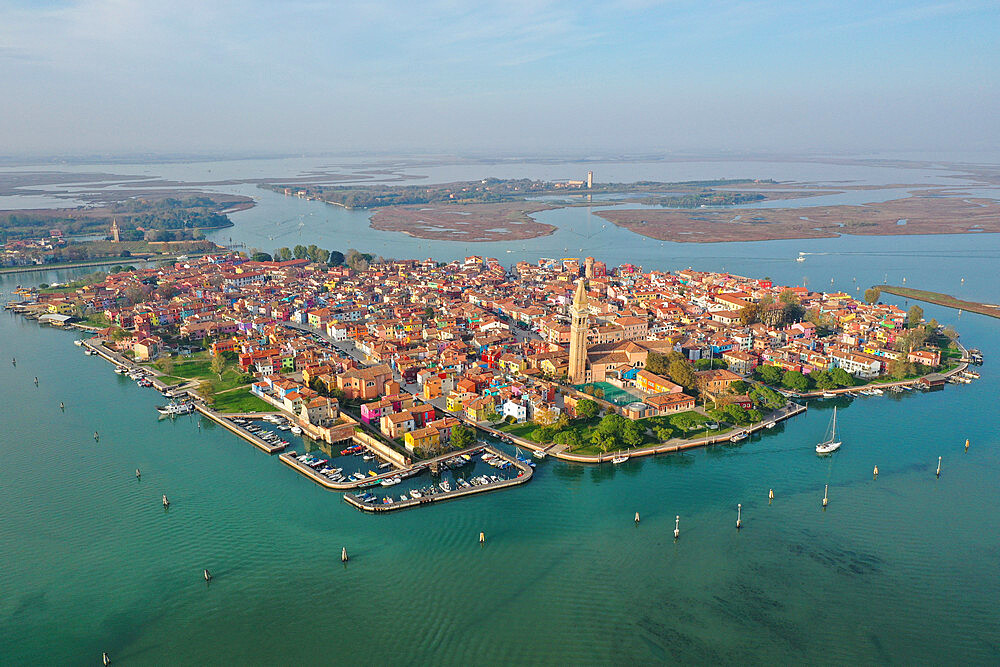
[1,157,999,664]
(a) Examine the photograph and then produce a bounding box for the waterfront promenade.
[478,402,808,464]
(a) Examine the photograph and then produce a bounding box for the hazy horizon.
[2,1,998,157]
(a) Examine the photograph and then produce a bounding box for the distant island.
[0,193,248,270]
[264,177,776,209]
[0,193,248,243]
[267,175,1000,244]
[596,196,1000,243]
[266,177,795,241]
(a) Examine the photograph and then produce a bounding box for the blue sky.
[1,0,997,155]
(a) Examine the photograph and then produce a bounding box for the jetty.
[280,441,529,490]
[340,445,533,513]
[196,406,287,454]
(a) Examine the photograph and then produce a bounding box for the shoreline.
[475,402,808,464]
[878,285,1000,319]
[0,249,222,275]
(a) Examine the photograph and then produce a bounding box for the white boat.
[410,489,422,498]
[822,391,836,398]
[764,422,776,429]
[796,255,806,262]
[74,340,84,346]
[439,479,452,492]
[156,402,194,416]
[379,476,401,487]
[816,406,842,455]
[730,432,747,443]
[290,426,303,435]
[611,451,629,464]
[532,449,547,459]
[114,366,128,375]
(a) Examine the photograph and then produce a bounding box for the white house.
[502,398,528,423]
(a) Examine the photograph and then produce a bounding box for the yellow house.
[539,357,569,377]
[464,396,495,422]
[498,354,526,374]
[48,301,78,315]
[446,391,475,412]
[404,426,441,453]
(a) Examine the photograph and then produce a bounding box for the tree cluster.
[589,414,644,452]
[644,350,697,391]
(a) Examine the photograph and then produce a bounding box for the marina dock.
[196,406,287,454]
[279,442,533,510]
[342,445,533,513]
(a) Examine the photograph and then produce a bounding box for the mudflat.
[594,196,1000,243]
[369,202,557,242]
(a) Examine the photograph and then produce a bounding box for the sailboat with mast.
[815,406,842,455]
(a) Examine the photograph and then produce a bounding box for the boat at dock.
[729,432,748,443]
[611,451,629,464]
[816,406,842,455]
[156,402,194,416]
[532,449,547,459]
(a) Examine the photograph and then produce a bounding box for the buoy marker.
[479,531,486,544]
[634,511,640,524]
[768,488,774,503]
[341,547,348,562]
[965,438,969,452]
[736,503,742,530]
[822,484,829,508]
[673,515,680,539]
[135,469,141,479]
[162,494,169,508]
[936,456,942,478]
[873,465,879,479]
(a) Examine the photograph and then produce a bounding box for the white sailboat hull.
[816,440,841,455]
